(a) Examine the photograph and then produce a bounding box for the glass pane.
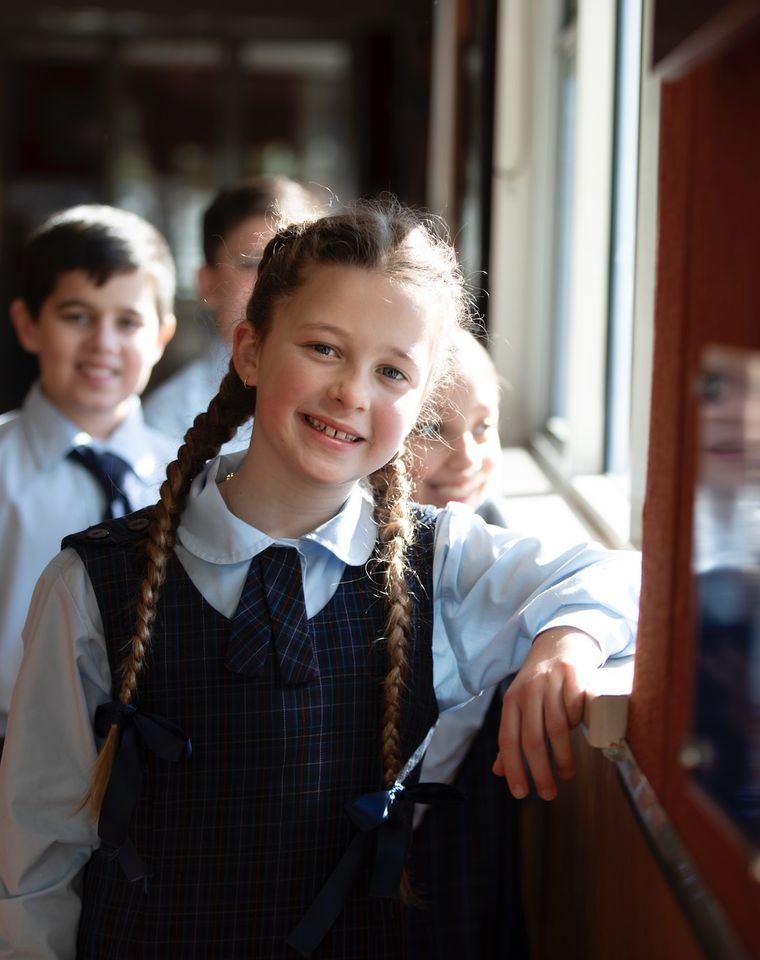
[605,0,642,476]
[690,344,760,850]
[548,48,576,431]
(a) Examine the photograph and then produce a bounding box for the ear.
[232,320,261,387]
[140,313,176,374]
[156,313,177,356]
[9,299,42,355]
[196,264,220,311]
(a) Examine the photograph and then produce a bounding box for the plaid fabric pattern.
[226,545,318,684]
[404,689,529,959]
[66,506,437,960]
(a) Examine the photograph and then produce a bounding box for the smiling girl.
[0,199,640,960]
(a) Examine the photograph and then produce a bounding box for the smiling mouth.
[304,414,362,443]
[78,364,118,379]
[429,478,484,499]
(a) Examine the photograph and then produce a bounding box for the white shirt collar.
[177,452,378,568]
[21,382,156,477]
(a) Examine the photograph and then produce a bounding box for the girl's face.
[235,264,438,499]
[411,364,501,509]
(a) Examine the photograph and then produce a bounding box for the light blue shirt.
[0,451,640,958]
[0,383,176,735]
[143,338,252,453]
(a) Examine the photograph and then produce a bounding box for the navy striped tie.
[67,445,135,520]
[225,545,318,685]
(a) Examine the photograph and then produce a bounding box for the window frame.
[489,0,653,549]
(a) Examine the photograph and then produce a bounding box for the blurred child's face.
[411,366,501,509]
[11,269,173,439]
[197,214,271,343]
[234,264,437,503]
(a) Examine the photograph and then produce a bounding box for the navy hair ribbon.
[286,780,464,957]
[94,701,192,886]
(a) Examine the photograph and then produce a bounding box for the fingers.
[545,675,575,783]
[494,673,581,800]
[495,696,529,798]
[521,686,558,800]
[492,629,600,801]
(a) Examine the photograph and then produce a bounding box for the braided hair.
[88,197,470,810]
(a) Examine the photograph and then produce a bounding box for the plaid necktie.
[67,445,136,520]
[225,545,318,685]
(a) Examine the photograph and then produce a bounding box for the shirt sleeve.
[0,549,111,960]
[431,503,641,712]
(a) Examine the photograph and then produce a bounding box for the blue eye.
[311,343,335,357]
[380,365,405,382]
[417,419,443,439]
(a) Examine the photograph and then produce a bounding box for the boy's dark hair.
[18,204,176,322]
[202,175,318,265]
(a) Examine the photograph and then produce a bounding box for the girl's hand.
[492,627,603,800]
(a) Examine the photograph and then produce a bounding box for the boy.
[0,204,177,752]
[143,175,319,446]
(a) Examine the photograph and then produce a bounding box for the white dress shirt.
[0,383,177,736]
[0,451,640,958]
[143,338,252,453]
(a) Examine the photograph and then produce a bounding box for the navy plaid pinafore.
[65,505,438,960]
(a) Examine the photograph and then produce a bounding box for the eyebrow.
[56,299,143,317]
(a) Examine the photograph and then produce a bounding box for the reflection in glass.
[692,345,760,848]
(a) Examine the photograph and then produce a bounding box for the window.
[489,0,649,548]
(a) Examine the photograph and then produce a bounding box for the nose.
[446,431,480,471]
[88,318,119,352]
[328,367,370,410]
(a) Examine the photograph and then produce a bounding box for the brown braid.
[368,449,417,789]
[89,197,473,819]
[87,365,254,814]
[368,448,424,903]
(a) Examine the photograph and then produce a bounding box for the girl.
[406,327,525,958]
[0,200,639,960]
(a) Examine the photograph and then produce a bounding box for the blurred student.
[143,175,318,447]
[406,328,528,958]
[0,204,177,755]
[410,326,506,520]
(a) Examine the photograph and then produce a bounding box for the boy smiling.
[0,205,177,752]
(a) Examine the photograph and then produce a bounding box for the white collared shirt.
[0,382,177,733]
[142,338,252,453]
[0,451,641,958]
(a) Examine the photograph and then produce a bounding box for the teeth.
[305,415,359,442]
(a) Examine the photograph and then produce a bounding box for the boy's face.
[197,214,272,344]
[11,268,174,439]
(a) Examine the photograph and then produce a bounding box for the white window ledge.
[494,446,635,750]
[583,655,634,749]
